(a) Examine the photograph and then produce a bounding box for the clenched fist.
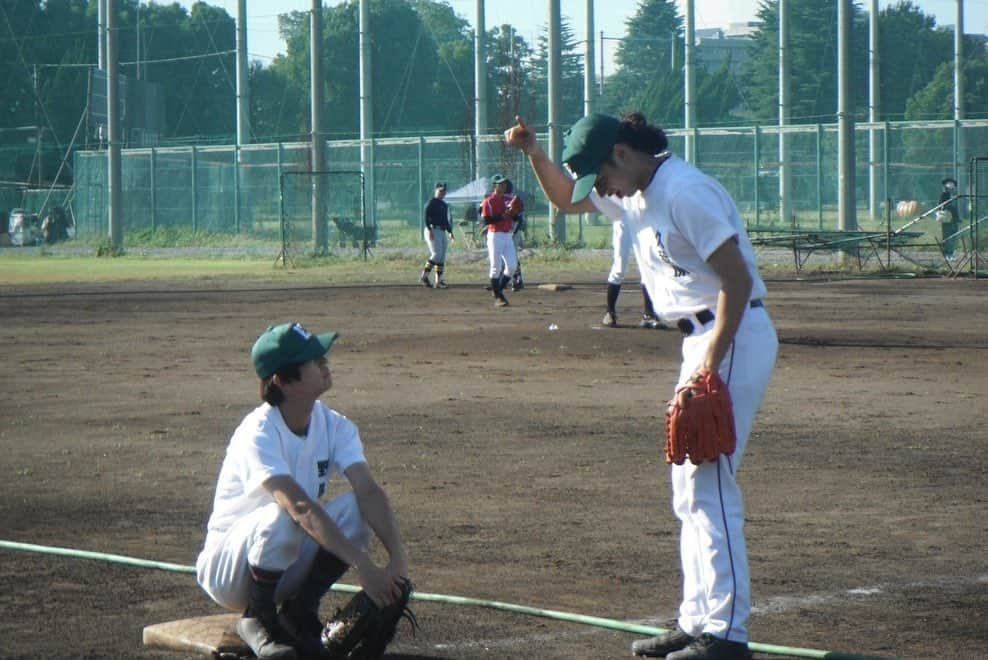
[503,116,537,155]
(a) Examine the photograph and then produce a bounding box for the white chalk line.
[420,574,988,654]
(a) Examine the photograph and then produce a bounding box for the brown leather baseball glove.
[665,371,737,465]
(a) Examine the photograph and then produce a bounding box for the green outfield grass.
[0,248,621,288]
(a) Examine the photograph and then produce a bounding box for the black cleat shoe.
[602,311,617,327]
[666,633,752,660]
[419,273,434,288]
[236,616,298,660]
[632,625,694,657]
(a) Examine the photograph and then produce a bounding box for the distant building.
[695,22,759,75]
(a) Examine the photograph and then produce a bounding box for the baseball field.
[1,256,985,659]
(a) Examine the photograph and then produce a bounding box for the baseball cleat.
[632,624,693,657]
[665,633,752,660]
[419,273,434,288]
[602,311,617,327]
[436,280,449,289]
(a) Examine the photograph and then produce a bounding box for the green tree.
[528,17,585,130]
[486,24,534,132]
[905,54,988,120]
[266,0,463,139]
[877,1,953,120]
[410,0,474,131]
[741,0,869,123]
[599,0,681,123]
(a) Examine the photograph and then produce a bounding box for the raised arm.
[504,116,597,215]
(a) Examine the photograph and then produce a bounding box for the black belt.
[677,299,763,336]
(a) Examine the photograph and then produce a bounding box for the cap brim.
[570,172,599,204]
[299,332,338,363]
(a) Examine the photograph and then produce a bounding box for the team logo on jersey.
[655,231,689,278]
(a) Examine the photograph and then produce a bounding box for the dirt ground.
[1,273,986,660]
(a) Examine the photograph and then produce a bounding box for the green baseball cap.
[561,113,621,203]
[251,322,338,379]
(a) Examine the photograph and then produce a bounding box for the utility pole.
[107,0,122,248]
[548,0,563,242]
[311,0,327,253]
[474,0,487,181]
[837,0,857,232]
[236,0,250,148]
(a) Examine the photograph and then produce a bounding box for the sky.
[178,0,988,66]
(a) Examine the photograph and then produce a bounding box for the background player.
[504,178,526,291]
[603,216,663,329]
[506,112,777,660]
[937,177,961,258]
[196,322,410,660]
[420,182,454,288]
[481,173,520,307]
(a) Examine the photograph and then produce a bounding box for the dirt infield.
[1,275,986,659]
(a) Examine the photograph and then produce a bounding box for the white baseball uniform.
[196,401,370,611]
[607,216,634,286]
[591,154,778,643]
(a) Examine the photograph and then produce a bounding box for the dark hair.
[259,362,304,405]
[616,112,668,156]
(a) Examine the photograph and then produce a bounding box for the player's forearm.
[357,484,408,572]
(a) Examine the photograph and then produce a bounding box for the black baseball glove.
[320,579,418,659]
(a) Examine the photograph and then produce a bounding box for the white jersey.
[591,155,766,320]
[202,401,366,550]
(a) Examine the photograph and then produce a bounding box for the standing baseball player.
[481,173,521,307]
[504,178,526,291]
[937,177,961,258]
[196,322,410,660]
[506,113,777,660]
[603,215,664,329]
[420,182,454,288]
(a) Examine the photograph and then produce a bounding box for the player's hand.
[504,116,536,154]
[358,561,401,607]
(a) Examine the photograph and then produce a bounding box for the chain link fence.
[67,119,988,253]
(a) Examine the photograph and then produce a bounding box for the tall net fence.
[69,119,988,252]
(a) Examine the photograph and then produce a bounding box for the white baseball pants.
[487,230,518,279]
[196,492,370,611]
[672,304,777,643]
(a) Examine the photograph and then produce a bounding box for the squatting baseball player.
[196,322,410,659]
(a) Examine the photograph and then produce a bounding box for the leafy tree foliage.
[905,53,988,120]
[877,1,953,120]
[528,17,585,129]
[742,0,869,123]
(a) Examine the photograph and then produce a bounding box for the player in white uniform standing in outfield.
[604,216,664,329]
[196,322,410,660]
[505,113,777,660]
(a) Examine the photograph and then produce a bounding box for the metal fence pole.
[191,146,198,233]
[233,146,241,234]
[150,147,157,233]
[417,137,425,232]
[753,125,760,226]
[816,124,823,229]
[882,121,889,221]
